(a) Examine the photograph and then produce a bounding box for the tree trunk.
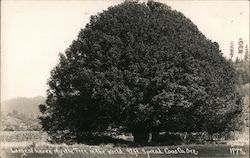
[132,132,149,144]
[151,132,159,144]
[76,130,82,143]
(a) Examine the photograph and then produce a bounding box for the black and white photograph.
[1,0,249,157]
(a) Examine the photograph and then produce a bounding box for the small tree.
[230,41,234,59]
[244,45,249,61]
[40,1,243,144]
[238,38,244,61]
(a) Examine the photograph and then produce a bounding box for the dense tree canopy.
[39,1,243,143]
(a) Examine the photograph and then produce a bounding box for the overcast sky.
[1,0,249,101]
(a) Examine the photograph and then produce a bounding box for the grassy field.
[0,131,47,142]
[0,131,249,158]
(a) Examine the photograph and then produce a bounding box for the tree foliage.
[39,1,243,143]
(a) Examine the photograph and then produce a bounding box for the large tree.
[40,1,243,144]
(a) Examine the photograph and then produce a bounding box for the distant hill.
[1,96,46,117]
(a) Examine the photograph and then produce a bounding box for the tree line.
[229,38,249,62]
[229,39,249,85]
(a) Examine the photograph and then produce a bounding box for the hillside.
[1,96,45,131]
[1,96,45,117]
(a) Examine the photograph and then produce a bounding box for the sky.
[1,0,249,101]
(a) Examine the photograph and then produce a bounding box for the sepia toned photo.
[1,0,249,157]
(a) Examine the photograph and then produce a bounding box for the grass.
[1,132,249,158]
[1,131,249,158]
[0,131,47,142]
